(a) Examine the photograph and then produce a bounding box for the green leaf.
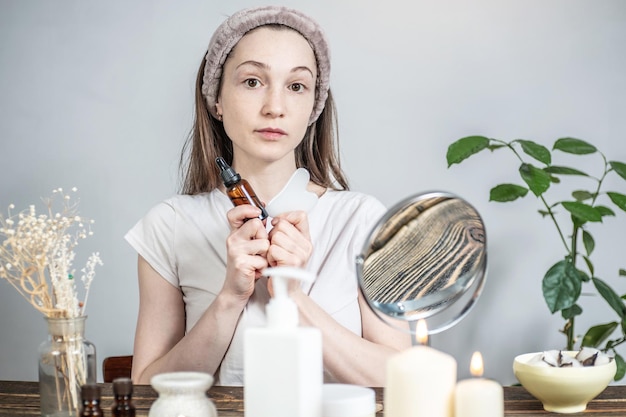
[519,163,551,196]
[609,161,626,181]
[593,277,626,318]
[538,209,550,217]
[571,214,585,228]
[562,201,603,222]
[553,138,597,155]
[614,354,625,381]
[544,166,589,176]
[596,205,616,217]
[572,190,594,201]
[583,256,594,276]
[517,140,551,165]
[561,304,583,319]
[582,230,595,256]
[578,268,591,282]
[542,260,582,313]
[489,184,529,202]
[447,136,490,167]
[549,175,561,184]
[582,322,618,348]
[620,269,626,277]
[607,192,626,212]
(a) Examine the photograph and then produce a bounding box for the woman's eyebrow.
[292,66,315,78]
[236,60,266,70]
[236,60,314,77]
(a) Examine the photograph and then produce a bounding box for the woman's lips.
[256,128,286,140]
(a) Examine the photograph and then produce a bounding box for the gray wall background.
[1,0,625,385]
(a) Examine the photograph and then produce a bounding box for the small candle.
[385,320,457,417]
[454,351,504,417]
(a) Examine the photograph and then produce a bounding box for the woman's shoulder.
[321,189,384,207]
[154,190,223,208]
[140,191,226,221]
[317,189,386,217]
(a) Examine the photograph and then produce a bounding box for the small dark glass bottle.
[80,384,103,416]
[216,156,269,220]
[112,377,136,417]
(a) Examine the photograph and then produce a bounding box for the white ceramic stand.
[149,371,218,417]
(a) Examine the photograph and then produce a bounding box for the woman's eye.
[245,79,260,88]
[290,83,305,92]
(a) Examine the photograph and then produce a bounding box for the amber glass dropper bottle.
[111,377,136,417]
[216,156,269,220]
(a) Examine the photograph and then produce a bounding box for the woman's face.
[216,26,317,169]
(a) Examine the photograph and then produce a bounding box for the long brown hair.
[178,57,349,195]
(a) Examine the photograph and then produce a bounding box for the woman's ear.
[215,101,223,118]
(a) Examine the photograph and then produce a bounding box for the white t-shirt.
[125,188,386,385]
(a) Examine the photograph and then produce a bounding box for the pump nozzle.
[263,267,314,297]
[262,267,315,328]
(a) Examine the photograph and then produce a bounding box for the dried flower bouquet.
[0,187,102,413]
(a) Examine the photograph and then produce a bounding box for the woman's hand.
[223,205,270,302]
[267,210,312,268]
[265,210,312,297]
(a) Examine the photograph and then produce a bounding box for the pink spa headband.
[201,5,331,126]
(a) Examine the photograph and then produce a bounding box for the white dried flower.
[0,188,102,318]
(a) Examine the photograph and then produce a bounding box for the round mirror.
[356,191,487,335]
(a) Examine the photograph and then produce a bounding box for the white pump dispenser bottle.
[244,266,323,417]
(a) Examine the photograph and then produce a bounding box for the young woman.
[125,5,410,387]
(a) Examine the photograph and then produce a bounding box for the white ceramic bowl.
[149,371,217,417]
[513,351,617,414]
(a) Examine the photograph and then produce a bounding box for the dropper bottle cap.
[262,267,315,328]
[81,383,101,401]
[112,377,133,396]
[216,156,241,187]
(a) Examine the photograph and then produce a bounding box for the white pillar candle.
[454,351,504,417]
[384,320,457,417]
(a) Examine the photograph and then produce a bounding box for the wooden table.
[1,380,626,416]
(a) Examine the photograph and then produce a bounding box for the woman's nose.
[261,87,285,118]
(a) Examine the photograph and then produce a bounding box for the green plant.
[446,136,626,380]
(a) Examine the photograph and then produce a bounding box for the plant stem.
[543,196,570,252]
[607,338,626,353]
[501,140,572,252]
[564,153,608,350]
[564,321,574,350]
[566,317,575,351]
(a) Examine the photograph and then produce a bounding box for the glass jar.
[38,316,97,417]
